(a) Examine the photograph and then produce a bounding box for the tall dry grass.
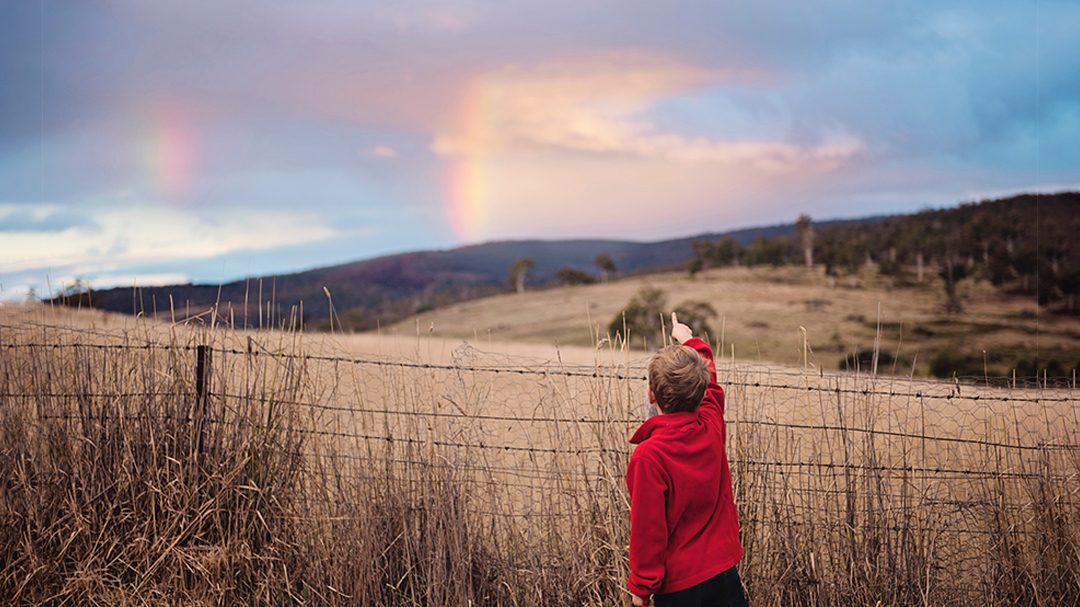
[1,305,1078,606]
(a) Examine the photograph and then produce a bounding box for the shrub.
[929,346,969,378]
[607,289,718,349]
[608,287,667,350]
[673,301,717,342]
[840,349,896,373]
[556,267,597,286]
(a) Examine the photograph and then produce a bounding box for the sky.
[1,0,1078,299]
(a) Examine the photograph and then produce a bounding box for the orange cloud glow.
[433,52,865,239]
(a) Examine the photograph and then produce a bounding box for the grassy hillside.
[383,264,1080,380]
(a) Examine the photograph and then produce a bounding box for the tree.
[594,253,617,283]
[743,235,788,268]
[796,214,814,268]
[607,287,667,350]
[714,237,742,267]
[939,255,968,313]
[1057,268,1080,313]
[687,257,705,277]
[936,228,970,313]
[508,257,535,294]
[815,227,841,276]
[893,217,931,283]
[691,238,742,271]
[55,277,93,309]
[875,219,906,278]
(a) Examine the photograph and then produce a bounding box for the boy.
[627,313,747,607]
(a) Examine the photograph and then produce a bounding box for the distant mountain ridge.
[62,216,886,328]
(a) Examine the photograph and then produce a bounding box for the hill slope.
[65,219,879,328]
[381,264,1080,380]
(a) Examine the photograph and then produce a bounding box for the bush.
[608,287,667,350]
[929,347,969,378]
[1012,356,1080,380]
[607,289,718,349]
[673,301,717,342]
[840,349,896,373]
[556,267,596,286]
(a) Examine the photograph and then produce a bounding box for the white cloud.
[0,198,335,274]
[0,272,193,303]
[84,272,192,289]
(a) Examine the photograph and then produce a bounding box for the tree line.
[508,254,619,293]
[688,193,1080,314]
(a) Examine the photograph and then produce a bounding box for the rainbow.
[446,157,489,242]
[443,76,498,241]
[143,105,195,204]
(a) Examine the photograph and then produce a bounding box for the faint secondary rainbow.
[443,76,498,242]
[142,104,196,204]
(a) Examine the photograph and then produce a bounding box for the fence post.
[195,345,211,453]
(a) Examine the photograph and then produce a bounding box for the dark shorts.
[652,566,748,607]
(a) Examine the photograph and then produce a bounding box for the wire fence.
[2,319,1079,605]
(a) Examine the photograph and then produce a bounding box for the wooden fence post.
[195,345,211,453]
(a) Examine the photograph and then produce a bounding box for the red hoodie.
[626,337,743,598]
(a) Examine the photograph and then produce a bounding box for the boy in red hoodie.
[626,313,747,607]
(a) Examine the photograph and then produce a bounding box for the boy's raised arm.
[670,313,724,416]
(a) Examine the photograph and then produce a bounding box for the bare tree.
[796,214,814,268]
[594,253,616,283]
[509,258,535,294]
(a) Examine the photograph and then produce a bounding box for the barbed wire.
[4,340,1077,402]
[11,386,1076,453]
[4,335,1077,477]
[16,407,1080,484]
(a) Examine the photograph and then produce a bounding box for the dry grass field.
[1,300,1078,606]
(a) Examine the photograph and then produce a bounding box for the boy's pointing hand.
[671,312,693,345]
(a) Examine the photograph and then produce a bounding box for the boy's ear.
[649,385,667,414]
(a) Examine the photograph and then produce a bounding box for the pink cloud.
[432,52,863,173]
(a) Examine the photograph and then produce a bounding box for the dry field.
[386,265,1080,378]
[1,302,1078,606]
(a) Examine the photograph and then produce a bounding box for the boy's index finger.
[671,312,678,326]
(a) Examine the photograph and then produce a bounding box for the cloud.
[431,52,864,173]
[389,5,475,33]
[431,53,869,241]
[0,198,335,275]
[0,206,94,232]
[479,153,839,240]
[2,0,1076,267]
[53,272,193,293]
[368,145,399,158]
[0,272,192,303]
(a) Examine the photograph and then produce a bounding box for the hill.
[55,218,880,329]
[381,263,1080,380]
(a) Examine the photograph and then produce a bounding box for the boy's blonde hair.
[649,345,709,414]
